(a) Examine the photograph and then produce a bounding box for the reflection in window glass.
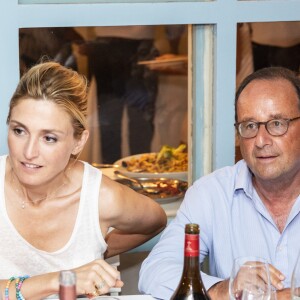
[19,27,84,75]
[236,21,300,86]
[19,25,189,166]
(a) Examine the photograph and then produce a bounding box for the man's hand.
[207,262,286,300]
[268,263,285,290]
[208,280,230,300]
[276,288,290,300]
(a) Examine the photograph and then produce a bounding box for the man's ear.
[72,130,89,156]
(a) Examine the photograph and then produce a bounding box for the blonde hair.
[7,61,88,139]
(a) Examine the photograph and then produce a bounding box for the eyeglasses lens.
[239,119,289,138]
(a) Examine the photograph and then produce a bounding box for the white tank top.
[0,155,107,278]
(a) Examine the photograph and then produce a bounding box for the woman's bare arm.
[0,259,124,300]
[99,175,167,257]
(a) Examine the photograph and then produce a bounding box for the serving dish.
[114,177,188,204]
[114,152,187,181]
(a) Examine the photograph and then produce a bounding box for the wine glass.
[229,256,271,300]
[291,251,300,300]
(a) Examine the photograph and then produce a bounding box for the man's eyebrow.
[239,114,285,122]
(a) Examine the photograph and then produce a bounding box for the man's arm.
[139,183,225,299]
[138,219,187,299]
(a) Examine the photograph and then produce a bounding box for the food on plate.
[115,177,188,202]
[121,144,188,173]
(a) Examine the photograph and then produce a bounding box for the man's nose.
[254,124,273,148]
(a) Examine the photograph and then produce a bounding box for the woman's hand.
[72,259,124,297]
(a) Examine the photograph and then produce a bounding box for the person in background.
[249,22,300,71]
[0,61,167,299]
[139,67,300,300]
[79,26,159,164]
[79,25,186,164]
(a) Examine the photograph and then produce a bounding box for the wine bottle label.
[184,233,199,257]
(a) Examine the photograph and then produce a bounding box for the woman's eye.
[44,136,57,143]
[13,128,25,135]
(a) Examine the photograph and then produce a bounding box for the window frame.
[1,0,300,181]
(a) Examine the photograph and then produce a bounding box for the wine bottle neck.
[183,256,200,275]
[182,233,200,276]
[170,225,210,300]
[184,233,199,256]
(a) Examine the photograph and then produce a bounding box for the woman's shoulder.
[1,155,9,172]
[67,160,101,192]
[0,155,8,162]
[71,159,99,176]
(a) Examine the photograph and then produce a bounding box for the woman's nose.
[24,137,39,159]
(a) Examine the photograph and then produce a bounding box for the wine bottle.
[59,270,76,300]
[171,223,211,300]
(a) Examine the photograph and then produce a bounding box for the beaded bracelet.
[15,275,30,300]
[5,277,16,300]
[4,275,30,300]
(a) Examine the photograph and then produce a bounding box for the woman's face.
[7,98,84,187]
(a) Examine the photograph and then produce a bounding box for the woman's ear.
[72,130,89,156]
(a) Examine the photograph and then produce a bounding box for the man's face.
[237,78,300,184]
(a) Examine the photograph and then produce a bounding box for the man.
[138,67,300,300]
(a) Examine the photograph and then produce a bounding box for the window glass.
[19,25,189,167]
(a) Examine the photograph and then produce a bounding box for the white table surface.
[101,168,182,218]
[62,296,154,300]
[93,296,154,299]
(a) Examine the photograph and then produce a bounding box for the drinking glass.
[291,252,300,300]
[229,256,271,300]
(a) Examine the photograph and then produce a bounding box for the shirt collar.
[234,159,255,198]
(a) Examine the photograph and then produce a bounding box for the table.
[51,296,154,300]
[92,296,154,299]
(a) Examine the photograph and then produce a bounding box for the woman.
[1,61,167,299]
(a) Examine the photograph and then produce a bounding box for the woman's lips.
[21,162,42,169]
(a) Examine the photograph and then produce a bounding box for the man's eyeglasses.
[234,116,300,139]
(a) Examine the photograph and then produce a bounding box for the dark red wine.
[170,224,211,300]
